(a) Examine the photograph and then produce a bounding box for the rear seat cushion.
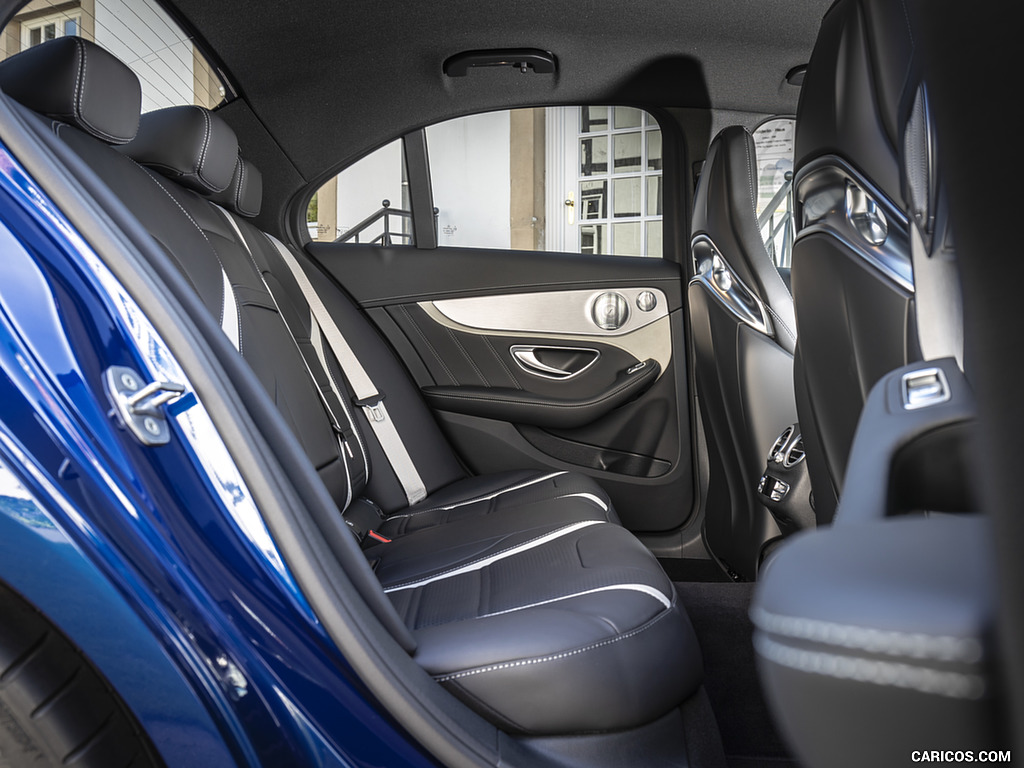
[388,521,702,734]
[379,468,617,536]
[368,471,617,585]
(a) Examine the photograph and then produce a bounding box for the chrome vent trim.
[783,435,805,467]
[794,155,913,293]
[769,426,793,462]
[689,234,773,337]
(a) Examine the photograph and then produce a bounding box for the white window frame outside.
[21,11,81,50]
[547,106,664,258]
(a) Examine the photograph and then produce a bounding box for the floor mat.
[674,581,797,767]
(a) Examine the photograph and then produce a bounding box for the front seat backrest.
[688,125,799,579]
[790,0,917,523]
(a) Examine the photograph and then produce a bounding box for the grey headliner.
[171,0,833,185]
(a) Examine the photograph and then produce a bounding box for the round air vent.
[783,434,805,467]
[769,427,793,463]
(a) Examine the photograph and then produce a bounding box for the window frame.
[302,104,681,264]
[20,10,81,49]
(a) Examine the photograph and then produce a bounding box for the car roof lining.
[169,0,831,177]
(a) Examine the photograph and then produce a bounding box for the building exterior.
[1,0,222,111]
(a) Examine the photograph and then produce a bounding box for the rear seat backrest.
[123,107,469,513]
[117,106,373,510]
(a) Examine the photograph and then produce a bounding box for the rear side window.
[427,107,663,257]
[307,138,409,244]
[752,117,795,267]
[1,0,227,111]
[307,106,665,258]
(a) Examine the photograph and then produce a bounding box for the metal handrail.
[336,199,412,245]
[758,173,795,268]
[757,177,792,231]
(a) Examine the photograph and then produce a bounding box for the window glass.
[307,139,409,244]
[1,0,226,111]
[424,106,663,257]
[751,117,795,267]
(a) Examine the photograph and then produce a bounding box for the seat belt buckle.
[355,393,387,423]
[366,530,392,544]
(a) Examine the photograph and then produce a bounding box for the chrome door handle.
[510,345,599,380]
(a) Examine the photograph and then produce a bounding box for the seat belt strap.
[265,234,427,506]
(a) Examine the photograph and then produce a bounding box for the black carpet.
[658,557,733,582]
[674,581,799,768]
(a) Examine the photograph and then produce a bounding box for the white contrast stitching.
[132,163,237,336]
[483,335,521,389]
[435,610,671,682]
[751,606,984,664]
[426,364,654,409]
[754,634,985,700]
[766,305,796,341]
[400,305,457,384]
[478,583,671,618]
[65,40,126,143]
[235,158,245,211]
[555,492,608,512]
[383,520,604,592]
[74,38,85,124]
[447,327,488,386]
[387,471,566,519]
[899,0,914,47]
[195,106,212,188]
[744,131,757,216]
[259,232,369,479]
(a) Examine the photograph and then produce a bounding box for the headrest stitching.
[743,132,757,217]
[74,38,85,126]
[235,159,245,211]
[67,37,133,144]
[196,106,212,188]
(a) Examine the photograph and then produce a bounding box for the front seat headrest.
[0,37,141,144]
[119,105,238,194]
[210,156,262,218]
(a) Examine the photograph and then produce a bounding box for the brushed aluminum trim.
[418,302,673,373]
[794,155,913,293]
[689,234,773,337]
[430,287,668,337]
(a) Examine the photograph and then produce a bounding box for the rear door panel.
[311,243,693,532]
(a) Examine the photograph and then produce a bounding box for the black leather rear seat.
[0,37,701,736]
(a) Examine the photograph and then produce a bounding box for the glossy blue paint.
[0,452,242,768]
[0,142,438,767]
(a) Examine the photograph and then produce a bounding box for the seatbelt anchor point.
[355,393,387,423]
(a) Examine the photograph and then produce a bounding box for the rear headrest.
[119,105,238,194]
[211,156,262,218]
[0,37,141,144]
